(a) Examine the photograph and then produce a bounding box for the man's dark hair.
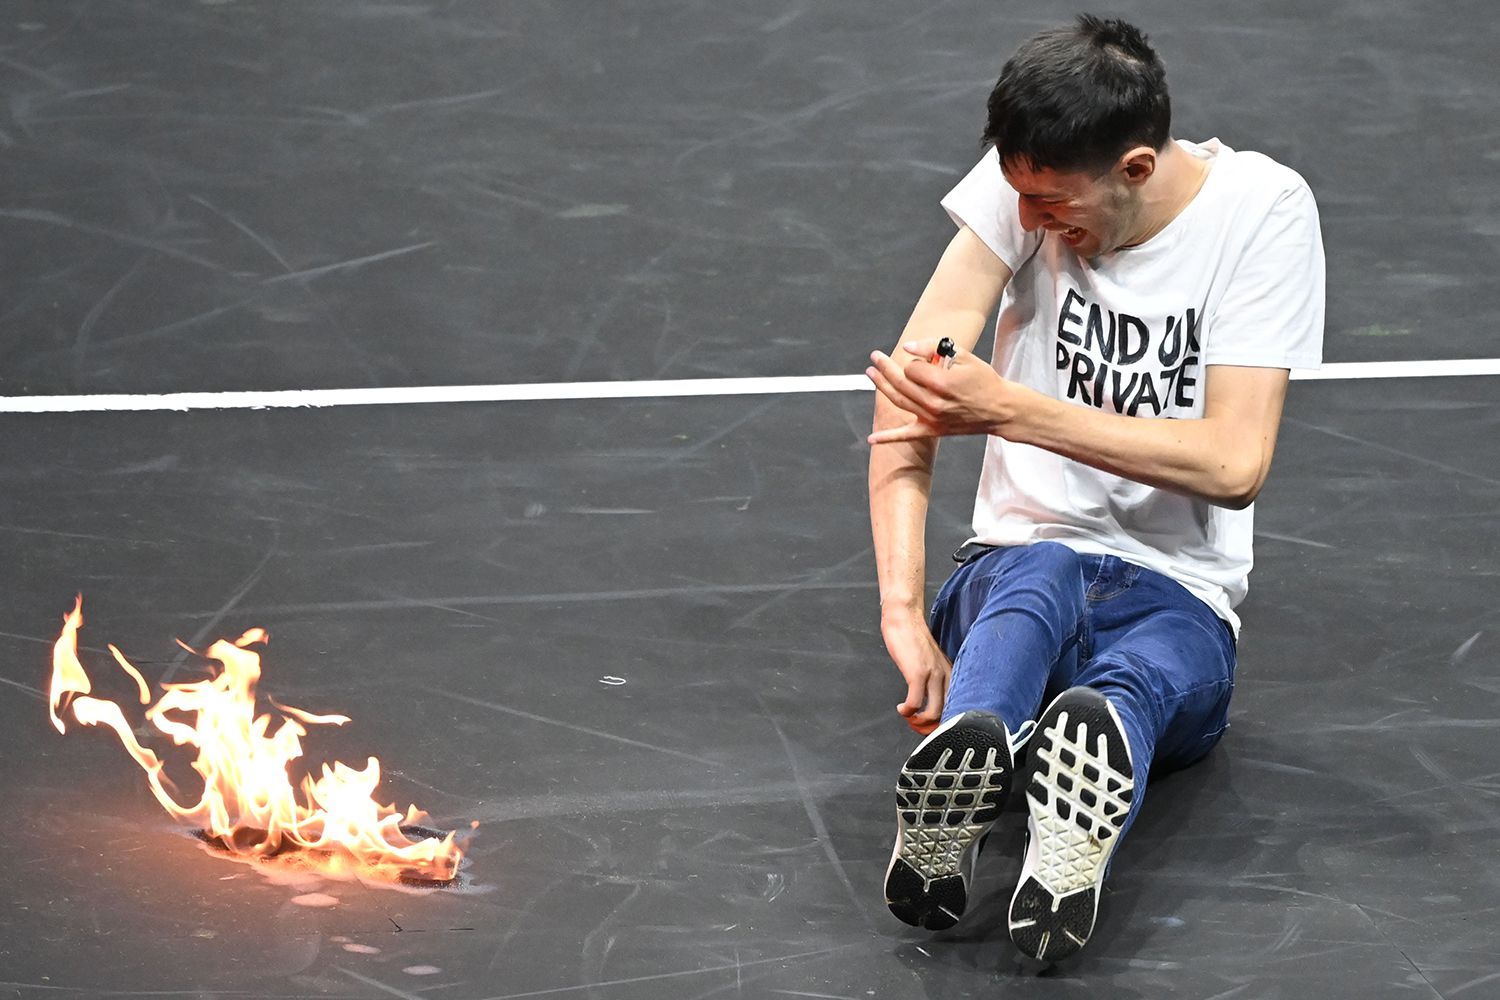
[982,14,1171,175]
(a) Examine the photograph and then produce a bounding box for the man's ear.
[1118,146,1158,185]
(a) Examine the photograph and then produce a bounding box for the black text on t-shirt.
[1054,287,1201,417]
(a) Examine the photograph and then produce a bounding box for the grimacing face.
[1001,155,1148,258]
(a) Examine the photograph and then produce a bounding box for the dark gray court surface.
[3,2,1498,998]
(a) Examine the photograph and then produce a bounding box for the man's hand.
[881,610,953,734]
[865,339,1039,445]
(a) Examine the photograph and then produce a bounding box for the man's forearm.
[1003,368,1286,509]
[867,226,1012,616]
[869,395,939,617]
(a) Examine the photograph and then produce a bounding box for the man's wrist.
[880,599,927,625]
[992,382,1049,443]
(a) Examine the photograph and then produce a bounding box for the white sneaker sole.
[1008,687,1135,961]
[883,711,1014,930]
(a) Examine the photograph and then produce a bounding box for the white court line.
[0,358,1497,413]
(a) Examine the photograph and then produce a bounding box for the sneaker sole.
[1008,687,1134,962]
[884,711,1014,930]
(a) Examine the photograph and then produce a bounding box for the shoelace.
[1010,718,1037,754]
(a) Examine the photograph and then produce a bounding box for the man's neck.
[1123,141,1211,248]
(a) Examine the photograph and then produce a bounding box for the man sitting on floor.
[865,14,1324,961]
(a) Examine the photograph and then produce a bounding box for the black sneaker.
[1008,686,1135,962]
[884,710,1017,930]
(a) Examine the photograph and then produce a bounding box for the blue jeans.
[930,541,1237,839]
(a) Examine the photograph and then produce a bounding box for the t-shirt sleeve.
[1203,176,1326,370]
[939,148,1042,273]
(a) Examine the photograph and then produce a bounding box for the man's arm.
[867,354,1290,510]
[869,226,1012,734]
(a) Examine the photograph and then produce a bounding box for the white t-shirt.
[940,138,1325,634]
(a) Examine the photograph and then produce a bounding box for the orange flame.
[48,597,465,883]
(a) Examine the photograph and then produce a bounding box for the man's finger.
[909,681,941,728]
[925,672,946,723]
[868,421,940,445]
[877,352,958,407]
[864,365,918,416]
[870,351,945,412]
[896,675,925,718]
[868,369,946,424]
[901,359,953,397]
[865,365,925,417]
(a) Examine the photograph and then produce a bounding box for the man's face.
[1001,159,1142,258]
